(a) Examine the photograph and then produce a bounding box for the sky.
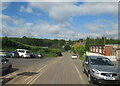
[1,1,118,40]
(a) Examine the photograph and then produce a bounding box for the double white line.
[26,65,47,85]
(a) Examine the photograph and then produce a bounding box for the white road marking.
[71,60,85,84]
[26,59,61,85]
[26,65,47,84]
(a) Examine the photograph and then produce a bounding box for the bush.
[75,45,86,60]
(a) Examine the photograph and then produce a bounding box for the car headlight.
[92,69,100,75]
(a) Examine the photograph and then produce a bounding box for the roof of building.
[90,44,120,46]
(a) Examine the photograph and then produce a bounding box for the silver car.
[83,56,119,84]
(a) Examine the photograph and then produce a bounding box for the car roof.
[72,54,77,55]
[17,49,29,50]
[88,56,108,59]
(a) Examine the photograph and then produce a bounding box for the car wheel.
[83,68,85,73]
[88,73,93,83]
[21,55,24,58]
[7,65,12,72]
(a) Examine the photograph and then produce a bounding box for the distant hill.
[1,37,61,57]
[8,37,66,49]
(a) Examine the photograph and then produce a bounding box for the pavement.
[1,52,107,86]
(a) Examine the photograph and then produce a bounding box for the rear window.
[18,50,25,53]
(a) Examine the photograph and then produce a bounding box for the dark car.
[0,56,12,72]
[56,52,63,56]
[30,53,43,58]
[83,56,119,85]
[6,51,19,58]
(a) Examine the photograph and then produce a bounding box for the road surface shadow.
[2,68,19,76]
[2,77,14,86]
[17,72,38,76]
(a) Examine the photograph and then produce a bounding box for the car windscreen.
[72,55,77,56]
[90,58,114,66]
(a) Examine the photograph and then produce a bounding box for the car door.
[84,56,89,74]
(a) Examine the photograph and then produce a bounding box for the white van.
[16,49,30,57]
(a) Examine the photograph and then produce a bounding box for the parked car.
[71,54,77,59]
[6,51,19,58]
[30,53,43,58]
[83,56,119,84]
[56,52,63,56]
[0,56,12,72]
[0,50,6,56]
[16,49,30,58]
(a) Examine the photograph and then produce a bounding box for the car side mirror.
[85,61,88,65]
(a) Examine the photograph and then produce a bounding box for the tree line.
[4,37,66,49]
[85,37,120,51]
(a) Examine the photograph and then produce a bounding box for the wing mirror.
[85,62,88,65]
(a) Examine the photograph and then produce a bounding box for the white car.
[16,49,30,57]
[72,54,77,59]
[0,50,6,56]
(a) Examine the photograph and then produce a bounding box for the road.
[2,52,98,86]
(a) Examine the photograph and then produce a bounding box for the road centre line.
[25,65,47,85]
[26,59,61,85]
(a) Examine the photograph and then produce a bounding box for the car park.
[0,56,12,72]
[83,56,119,84]
[6,51,19,58]
[16,49,30,58]
[71,54,77,59]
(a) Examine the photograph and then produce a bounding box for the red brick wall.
[104,46,113,56]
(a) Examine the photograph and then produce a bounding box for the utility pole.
[104,37,106,45]
[94,38,95,45]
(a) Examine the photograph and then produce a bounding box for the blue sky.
[1,2,118,40]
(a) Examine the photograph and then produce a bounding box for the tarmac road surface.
[3,52,99,86]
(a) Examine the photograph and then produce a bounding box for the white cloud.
[2,13,118,40]
[83,23,106,31]
[82,20,118,39]
[20,5,33,13]
[2,0,119,2]
[26,2,118,23]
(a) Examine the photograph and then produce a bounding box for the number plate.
[104,77,115,80]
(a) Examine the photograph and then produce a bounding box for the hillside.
[9,37,66,49]
[1,37,60,57]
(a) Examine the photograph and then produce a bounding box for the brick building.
[90,44,120,56]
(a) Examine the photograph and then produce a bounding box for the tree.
[22,36,27,38]
[75,45,86,57]
[64,45,71,51]
[85,37,90,51]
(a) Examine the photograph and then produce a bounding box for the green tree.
[64,45,71,51]
[76,45,86,57]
